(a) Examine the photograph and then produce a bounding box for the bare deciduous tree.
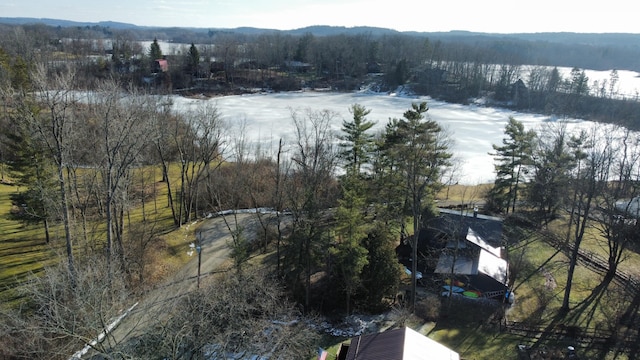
[121,268,319,359]
[24,63,81,285]
[562,125,611,312]
[175,101,226,226]
[2,257,132,360]
[593,128,640,282]
[285,108,338,311]
[149,97,181,225]
[90,80,156,276]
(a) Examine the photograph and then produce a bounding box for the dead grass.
[0,163,193,308]
[436,183,492,204]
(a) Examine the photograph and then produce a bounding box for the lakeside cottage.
[399,208,511,301]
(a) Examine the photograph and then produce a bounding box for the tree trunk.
[411,197,420,312]
[106,190,114,278]
[43,217,50,244]
[511,164,522,213]
[275,139,283,277]
[178,162,186,227]
[141,168,146,222]
[162,163,178,225]
[305,231,311,313]
[58,164,76,287]
[562,194,593,311]
[562,243,580,312]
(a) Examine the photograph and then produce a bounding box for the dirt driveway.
[104,213,265,351]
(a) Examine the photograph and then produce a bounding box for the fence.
[510,229,640,353]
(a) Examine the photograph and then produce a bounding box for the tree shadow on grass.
[426,295,516,358]
[511,248,562,295]
[564,273,613,327]
[529,274,634,360]
[613,285,640,360]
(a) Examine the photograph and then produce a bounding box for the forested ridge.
[2,20,640,359]
[2,19,639,129]
[3,17,640,71]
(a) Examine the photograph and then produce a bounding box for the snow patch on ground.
[311,313,393,338]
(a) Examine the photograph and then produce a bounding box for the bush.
[415,293,441,321]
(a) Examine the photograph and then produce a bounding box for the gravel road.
[98,212,266,355]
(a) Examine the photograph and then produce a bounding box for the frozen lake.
[172,91,604,185]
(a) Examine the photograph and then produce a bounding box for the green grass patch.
[0,182,61,304]
[0,163,197,307]
[437,183,492,204]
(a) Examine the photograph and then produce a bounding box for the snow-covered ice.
[171,91,616,184]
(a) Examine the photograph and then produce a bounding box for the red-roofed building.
[153,59,168,73]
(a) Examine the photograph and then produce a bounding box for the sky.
[1,0,639,34]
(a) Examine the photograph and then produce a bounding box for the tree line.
[488,116,640,314]
[1,23,640,130]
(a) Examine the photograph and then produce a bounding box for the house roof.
[155,59,168,72]
[422,208,503,247]
[344,327,459,360]
[477,249,508,284]
[434,248,507,283]
[435,254,475,275]
[466,228,501,257]
[615,197,640,218]
[434,226,508,286]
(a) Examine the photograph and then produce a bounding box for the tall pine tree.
[382,102,451,311]
[488,117,536,214]
[332,104,377,314]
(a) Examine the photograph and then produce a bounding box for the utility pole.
[196,232,202,289]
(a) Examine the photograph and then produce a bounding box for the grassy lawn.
[0,164,195,308]
[0,181,60,306]
[437,183,492,205]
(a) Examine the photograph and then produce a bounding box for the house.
[511,78,528,105]
[153,59,169,73]
[615,197,640,219]
[421,208,510,299]
[283,60,312,73]
[336,327,459,360]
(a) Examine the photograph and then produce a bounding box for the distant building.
[511,78,528,105]
[337,326,459,360]
[615,197,640,219]
[283,60,312,73]
[153,59,169,73]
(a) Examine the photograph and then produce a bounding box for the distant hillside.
[2,17,640,71]
[0,17,138,29]
[285,25,400,36]
[1,17,639,44]
[403,30,640,48]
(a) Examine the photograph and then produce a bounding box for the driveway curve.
[100,212,266,355]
